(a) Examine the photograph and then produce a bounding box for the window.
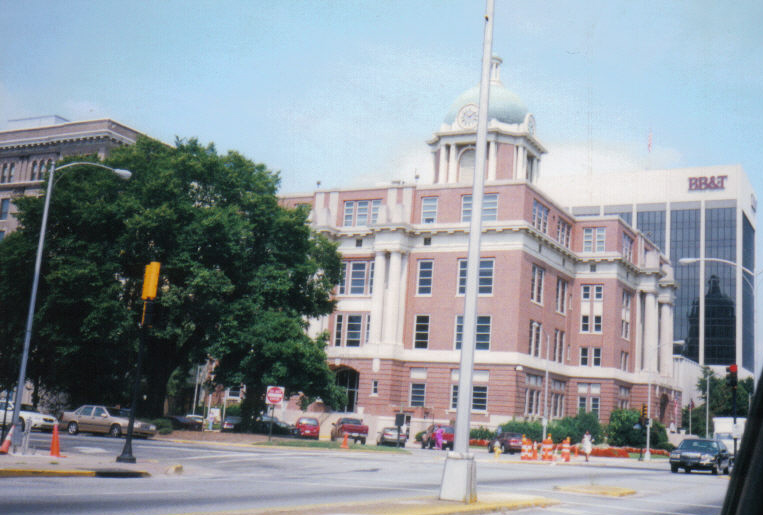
[355,239,363,247]
[621,291,632,339]
[343,199,381,226]
[410,383,426,406]
[618,386,630,409]
[339,260,373,295]
[372,380,379,396]
[531,265,544,303]
[457,258,494,295]
[581,284,603,301]
[593,315,602,333]
[334,314,343,346]
[461,194,498,222]
[581,284,603,333]
[583,227,606,252]
[30,161,37,181]
[557,219,572,248]
[553,330,565,363]
[594,285,603,300]
[1,164,6,183]
[451,384,488,411]
[581,315,590,333]
[334,313,369,347]
[414,315,430,349]
[525,374,542,416]
[620,351,629,371]
[455,315,491,350]
[577,383,601,418]
[551,380,566,418]
[529,321,542,357]
[532,200,549,233]
[592,347,601,366]
[580,347,589,366]
[422,197,438,224]
[0,231,4,242]
[555,278,568,314]
[622,233,634,262]
[8,163,14,183]
[417,260,433,295]
[0,199,9,220]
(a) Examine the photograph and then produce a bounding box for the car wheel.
[670,465,678,473]
[421,440,427,449]
[67,422,79,435]
[360,438,366,445]
[429,440,434,449]
[723,465,730,475]
[711,461,719,475]
[684,467,691,474]
[109,425,122,438]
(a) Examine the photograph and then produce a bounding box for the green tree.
[548,411,602,444]
[0,137,344,417]
[604,409,643,447]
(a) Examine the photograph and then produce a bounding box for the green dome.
[444,84,528,126]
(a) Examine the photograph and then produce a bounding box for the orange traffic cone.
[0,425,13,454]
[341,433,349,449]
[50,424,61,457]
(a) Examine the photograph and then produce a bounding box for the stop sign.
[266,385,285,405]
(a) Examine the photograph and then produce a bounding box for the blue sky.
[2,1,763,370]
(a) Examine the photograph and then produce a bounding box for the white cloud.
[541,140,683,177]
[349,143,434,188]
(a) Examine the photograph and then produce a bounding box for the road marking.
[55,489,187,497]
[71,446,109,454]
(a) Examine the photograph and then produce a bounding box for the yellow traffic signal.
[141,262,161,300]
[640,403,647,418]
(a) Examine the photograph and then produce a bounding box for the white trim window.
[339,260,373,296]
[551,380,566,418]
[620,351,629,371]
[421,197,438,224]
[592,347,601,366]
[621,291,632,339]
[531,264,545,304]
[622,232,634,262]
[553,330,565,363]
[451,384,489,412]
[461,194,498,222]
[583,227,606,252]
[557,218,572,248]
[333,313,370,347]
[529,321,542,357]
[580,347,589,366]
[410,383,426,407]
[525,374,543,416]
[414,315,430,349]
[417,260,433,295]
[455,315,491,350]
[343,199,382,226]
[555,278,568,314]
[532,199,549,233]
[457,258,494,295]
[577,383,601,418]
[618,386,631,409]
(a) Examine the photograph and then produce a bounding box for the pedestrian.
[582,430,593,462]
[435,426,444,450]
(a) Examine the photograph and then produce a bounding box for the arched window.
[335,368,360,413]
[31,161,37,181]
[458,148,475,183]
[8,163,14,183]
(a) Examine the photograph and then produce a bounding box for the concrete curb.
[0,468,151,478]
[554,485,637,497]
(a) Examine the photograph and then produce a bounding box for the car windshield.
[679,440,718,451]
[442,426,454,434]
[716,433,733,439]
[299,418,318,425]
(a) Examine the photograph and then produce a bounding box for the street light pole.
[542,332,550,440]
[10,161,131,451]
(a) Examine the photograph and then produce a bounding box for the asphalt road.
[1,434,729,515]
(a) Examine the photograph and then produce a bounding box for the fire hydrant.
[493,441,502,458]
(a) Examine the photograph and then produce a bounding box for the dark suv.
[488,430,522,454]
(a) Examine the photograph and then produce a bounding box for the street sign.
[265,385,285,405]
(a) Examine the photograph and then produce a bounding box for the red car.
[295,416,320,439]
[421,424,454,450]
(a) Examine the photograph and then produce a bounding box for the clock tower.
[428,56,546,185]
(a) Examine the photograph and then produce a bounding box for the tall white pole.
[645,377,652,460]
[542,333,550,439]
[440,0,494,503]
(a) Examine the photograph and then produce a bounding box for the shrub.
[498,420,543,442]
[151,418,173,435]
[548,411,602,444]
[470,426,495,441]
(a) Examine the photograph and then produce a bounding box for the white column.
[644,292,659,373]
[383,251,402,344]
[438,145,448,184]
[448,144,458,183]
[659,301,673,376]
[369,251,387,344]
[635,291,643,370]
[488,140,497,180]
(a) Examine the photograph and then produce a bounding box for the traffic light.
[726,364,738,389]
[640,403,647,418]
[141,261,161,300]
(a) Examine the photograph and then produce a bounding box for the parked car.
[222,415,242,432]
[0,401,57,432]
[377,426,407,446]
[330,417,369,444]
[253,415,297,436]
[669,438,730,474]
[60,405,157,438]
[166,414,204,431]
[295,417,321,439]
[488,430,522,454]
[420,424,455,450]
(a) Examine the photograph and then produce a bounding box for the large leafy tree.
[0,137,344,417]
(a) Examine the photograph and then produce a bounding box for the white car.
[0,401,57,432]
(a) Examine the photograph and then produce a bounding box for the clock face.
[457,104,479,129]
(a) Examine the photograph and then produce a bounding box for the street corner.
[554,484,636,497]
